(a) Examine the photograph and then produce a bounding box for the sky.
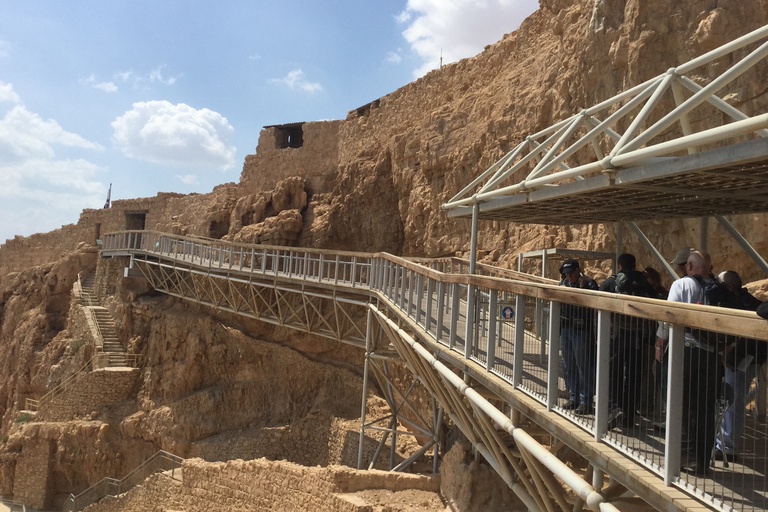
[0,0,539,243]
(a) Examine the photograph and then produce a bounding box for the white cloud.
[115,70,135,82]
[271,69,322,93]
[149,65,182,86]
[81,74,118,93]
[0,158,106,242]
[248,53,261,61]
[0,94,106,242]
[176,174,199,185]
[385,50,403,64]
[0,81,20,103]
[94,81,118,92]
[397,0,539,77]
[0,104,103,163]
[111,100,236,171]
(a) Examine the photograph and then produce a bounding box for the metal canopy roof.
[447,138,768,224]
[443,25,768,226]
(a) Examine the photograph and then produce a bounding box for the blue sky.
[0,0,538,243]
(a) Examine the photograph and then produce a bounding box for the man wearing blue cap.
[558,259,599,415]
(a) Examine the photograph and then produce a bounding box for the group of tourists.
[557,247,767,477]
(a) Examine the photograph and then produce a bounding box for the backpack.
[686,274,737,308]
[615,269,655,298]
[613,269,656,335]
[685,274,738,351]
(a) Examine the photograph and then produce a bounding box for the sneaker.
[561,400,578,410]
[574,403,591,415]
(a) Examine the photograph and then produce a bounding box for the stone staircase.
[79,272,127,367]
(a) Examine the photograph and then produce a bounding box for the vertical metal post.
[664,325,685,485]
[351,256,357,287]
[513,293,526,387]
[415,273,425,324]
[464,284,475,361]
[334,255,340,285]
[547,301,561,411]
[615,221,623,272]
[469,202,479,274]
[408,271,416,317]
[435,281,445,343]
[700,216,709,252]
[486,289,498,372]
[465,204,479,360]
[594,310,612,439]
[357,307,373,469]
[318,254,325,282]
[425,277,435,335]
[449,283,460,350]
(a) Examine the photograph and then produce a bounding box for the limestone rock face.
[226,176,308,246]
[0,247,97,429]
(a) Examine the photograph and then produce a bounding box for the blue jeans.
[717,362,757,454]
[561,327,596,407]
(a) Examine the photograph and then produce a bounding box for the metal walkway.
[103,231,768,512]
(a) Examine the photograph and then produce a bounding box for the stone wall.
[0,187,238,277]
[36,368,140,423]
[83,458,441,512]
[188,409,402,470]
[239,121,342,196]
[12,438,54,509]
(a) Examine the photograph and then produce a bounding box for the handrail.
[101,230,767,339]
[101,230,768,510]
[63,450,183,512]
[25,357,95,412]
[77,272,106,354]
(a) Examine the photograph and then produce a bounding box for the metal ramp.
[102,230,768,512]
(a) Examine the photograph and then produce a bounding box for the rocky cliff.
[1,0,768,510]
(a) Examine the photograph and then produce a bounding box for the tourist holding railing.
[558,259,599,415]
[656,250,718,476]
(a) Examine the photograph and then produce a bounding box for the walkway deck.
[101,230,768,512]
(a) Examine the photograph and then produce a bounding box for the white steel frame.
[443,24,768,222]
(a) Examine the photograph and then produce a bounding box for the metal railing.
[25,357,95,412]
[76,272,106,354]
[63,450,183,512]
[102,231,768,511]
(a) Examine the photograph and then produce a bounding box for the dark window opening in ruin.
[125,211,147,231]
[274,124,304,149]
[209,219,229,239]
[94,223,102,246]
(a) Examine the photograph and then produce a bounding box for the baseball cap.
[559,259,579,274]
[670,247,695,265]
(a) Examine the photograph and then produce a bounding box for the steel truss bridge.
[103,230,768,512]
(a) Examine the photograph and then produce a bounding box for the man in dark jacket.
[559,259,599,415]
[600,253,657,428]
[715,270,764,461]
